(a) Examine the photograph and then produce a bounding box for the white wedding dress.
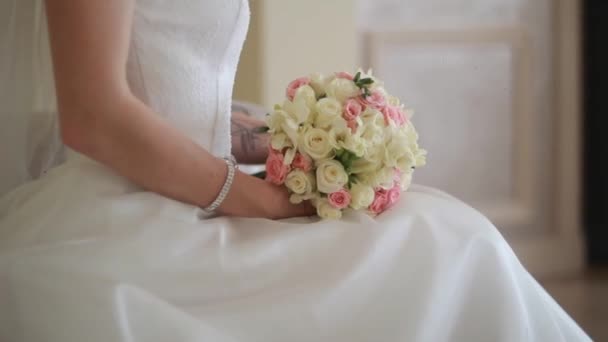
[0,0,590,341]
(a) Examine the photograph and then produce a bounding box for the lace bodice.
[125,0,249,158]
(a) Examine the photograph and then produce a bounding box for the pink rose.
[328,189,352,209]
[385,184,402,210]
[343,99,363,121]
[292,152,313,172]
[286,77,311,101]
[335,71,354,80]
[381,105,407,126]
[346,119,358,133]
[369,189,388,215]
[265,150,290,185]
[358,90,387,110]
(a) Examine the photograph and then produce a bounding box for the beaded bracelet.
[202,155,237,213]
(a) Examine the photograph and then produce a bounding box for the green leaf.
[358,78,374,85]
[354,71,361,82]
[347,173,358,188]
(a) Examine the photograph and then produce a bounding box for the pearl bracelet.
[202,155,237,213]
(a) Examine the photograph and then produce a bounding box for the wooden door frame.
[358,0,584,278]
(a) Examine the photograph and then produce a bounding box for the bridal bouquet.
[262,70,426,219]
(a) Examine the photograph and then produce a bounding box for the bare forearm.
[45,0,314,219]
[63,95,270,215]
[230,110,269,164]
[63,96,221,207]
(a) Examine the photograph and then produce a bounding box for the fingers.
[291,201,316,218]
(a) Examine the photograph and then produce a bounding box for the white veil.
[0,0,63,195]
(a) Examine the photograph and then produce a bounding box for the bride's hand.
[218,171,316,219]
[262,181,316,220]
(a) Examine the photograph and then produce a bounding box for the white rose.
[316,159,348,194]
[360,107,383,126]
[357,167,394,190]
[399,172,413,191]
[315,97,343,129]
[285,170,315,195]
[266,109,289,132]
[350,182,375,210]
[326,78,360,103]
[309,72,330,98]
[363,145,384,165]
[314,198,342,219]
[284,148,297,165]
[271,132,293,150]
[396,150,416,171]
[371,167,395,189]
[383,131,409,167]
[283,98,311,125]
[299,127,333,160]
[415,148,427,167]
[359,109,385,146]
[294,85,317,111]
[290,191,318,204]
[280,118,300,148]
[327,120,349,149]
[340,132,367,157]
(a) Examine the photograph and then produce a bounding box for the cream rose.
[339,132,367,157]
[396,150,416,171]
[327,120,349,149]
[370,167,395,189]
[316,159,349,194]
[383,131,409,167]
[399,172,413,191]
[314,198,343,219]
[315,97,343,129]
[309,72,331,98]
[357,167,394,190]
[294,85,317,111]
[290,191,318,204]
[300,127,333,160]
[283,98,311,125]
[363,145,385,166]
[271,132,293,150]
[278,118,300,149]
[285,170,315,195]
[266,109,289,133]
[350,182,375,210]
[360,107,383,126]
[326,78,360,103]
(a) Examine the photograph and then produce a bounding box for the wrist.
[216,171,269,217]
[201,156,237,213]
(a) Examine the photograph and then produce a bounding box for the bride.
[0,0,590,341]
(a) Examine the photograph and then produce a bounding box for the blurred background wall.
[234,0,585,278]
[233,0,357,107]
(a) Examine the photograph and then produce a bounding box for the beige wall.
[234,0,357,108]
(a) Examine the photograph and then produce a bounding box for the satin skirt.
[0,158,589,341]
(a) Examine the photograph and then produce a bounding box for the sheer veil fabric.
[0,1,592,341]
[0,0,62,195]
